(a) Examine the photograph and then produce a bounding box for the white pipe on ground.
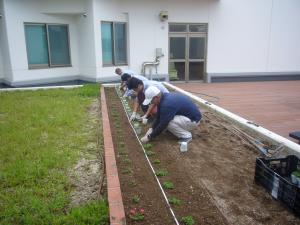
[163,82,300,157]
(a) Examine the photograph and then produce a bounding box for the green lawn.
[0,85,108,225]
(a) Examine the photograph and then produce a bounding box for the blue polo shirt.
[149,92,202,139]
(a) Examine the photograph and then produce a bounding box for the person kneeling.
[141,86,202,144]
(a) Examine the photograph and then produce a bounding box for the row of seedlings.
[110,92,146,222]
[117,86,196,225]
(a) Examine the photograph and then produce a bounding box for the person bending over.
[140,86,202,144]
[127,77,169,121]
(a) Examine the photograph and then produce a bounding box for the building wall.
[95,0,300,81]
[207,0,272,74]
[268,0,300,72]
[77,0,98,81]
[0,44,3,80]
[207,0,300,77]
[1,0,300,85]
[0,0,13,82]
[0,0,4,80]
[3,0,86,85]
[94,0,211,80]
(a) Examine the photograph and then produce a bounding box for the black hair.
[121,73,131,82]
[127,77,143,90]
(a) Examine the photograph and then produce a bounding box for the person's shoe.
[178,137,192,143]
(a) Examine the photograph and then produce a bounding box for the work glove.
[130,112,137,122]
[141,115,148,124]
[145,128,153,136]
[141,134,150,143]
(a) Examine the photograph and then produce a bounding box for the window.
[101,21,127,66]
[24,23,71,68]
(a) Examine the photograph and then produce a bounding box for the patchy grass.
[0,84,108,225]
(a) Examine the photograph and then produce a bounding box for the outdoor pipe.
[141,56,161,76]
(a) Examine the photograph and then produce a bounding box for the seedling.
[143,143,153,150]
[123,158,131,164]
[129,208,145,221]
[118,151,127,156]
[155,169,168,177]
[129,180,137,187]
[121,168,132,174]
[153,159,161,164]
[168,197,182,206]
[181,216,195,225]
[132,195,140,203]
[163,181,174,189]
[119,142,125,148]
[292,170,300,177]
[146,151,155,156]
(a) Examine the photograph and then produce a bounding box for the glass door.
[169,23,207,82]
[169,36,186,81]
[188,35,206,80]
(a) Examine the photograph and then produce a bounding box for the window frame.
[24,22,72,69]
[101,21,128,67]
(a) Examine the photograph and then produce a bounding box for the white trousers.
[167,115,200,139]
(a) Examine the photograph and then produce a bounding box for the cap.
[143,86,161,105]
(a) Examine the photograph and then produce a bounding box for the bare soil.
[105,87,300,225]
[68,99,104,207]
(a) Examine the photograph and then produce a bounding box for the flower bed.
[105,87,300,225]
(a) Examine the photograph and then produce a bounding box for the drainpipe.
[141,56,161,79]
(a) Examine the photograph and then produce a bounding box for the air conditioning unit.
[159,11,168,21]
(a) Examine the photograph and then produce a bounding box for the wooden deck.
[174,81,300,143]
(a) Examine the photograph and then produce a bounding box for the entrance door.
[169,24,207,82]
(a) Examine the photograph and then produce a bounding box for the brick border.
[101,87,126,225]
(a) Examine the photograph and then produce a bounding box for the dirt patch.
[69,99,104,207]
[105,87,300,225]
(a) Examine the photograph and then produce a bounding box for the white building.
[0,0,299,86]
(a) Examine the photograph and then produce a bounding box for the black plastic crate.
[255,155,300,216]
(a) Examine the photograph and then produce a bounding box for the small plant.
[168,197,182,206]
[143,143,153,150]
[163,181,174,189]
[129,208,145,221]
[153,159,161,164]
[129,180,137,187]
[145,150,155,156]
[121,168,132,174]
[132,195,140,203]
[292,170,300,177]
[155,169,168,177]
[181,216,195,225]
[118,151,127,156]
[123,158,131,164]
[119,142,125,148]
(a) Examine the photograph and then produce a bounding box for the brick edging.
[101,87,126,225]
